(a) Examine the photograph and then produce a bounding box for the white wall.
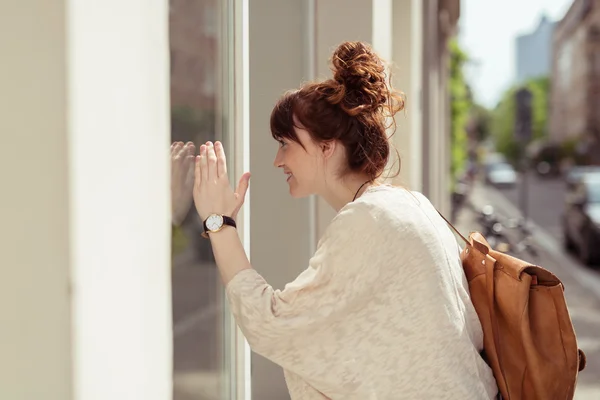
[0,1,172,399]
[0,1,72,398]
[248,0,313,398]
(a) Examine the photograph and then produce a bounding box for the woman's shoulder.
[354,185,443,236]
[327,185,432,238]
[356,185,432,217]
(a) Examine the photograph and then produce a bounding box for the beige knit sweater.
[226,185,498,399]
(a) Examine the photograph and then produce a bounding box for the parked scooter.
[475,205,538,260]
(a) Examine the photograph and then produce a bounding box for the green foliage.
[470,104,493,142]
[490,76,550,163]
[560,136,588,165]
[172,224,188,258]
[449,39,471,180]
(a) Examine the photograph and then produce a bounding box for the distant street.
[500,172,579,250]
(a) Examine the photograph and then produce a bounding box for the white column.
[391,0,423,191]
[419,0,452,215]
[68,0,173,398]
[0,0,172,399]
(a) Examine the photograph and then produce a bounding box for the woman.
[192,42,498,399]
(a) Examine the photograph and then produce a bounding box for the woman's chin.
[289,187,301,198]
[287,178,315,198]
[289,185,312,199]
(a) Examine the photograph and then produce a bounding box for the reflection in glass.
[169,0,232,398]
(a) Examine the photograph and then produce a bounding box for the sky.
[458,0,574,108]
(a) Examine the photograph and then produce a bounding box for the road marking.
[471,183,600,299]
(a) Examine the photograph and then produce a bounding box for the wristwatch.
[202,213,237,238]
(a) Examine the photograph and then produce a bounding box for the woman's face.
[273,123,325,198]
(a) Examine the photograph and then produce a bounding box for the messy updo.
[270,41,405,179]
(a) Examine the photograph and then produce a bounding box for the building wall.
[516,16,556,84]
[421,0,457,216]
[0,1,173,400]
[313,0,378,240]
[0,1,72,398]
[550,0,600,162]
[0,0,460,399]
[248,1,314,397]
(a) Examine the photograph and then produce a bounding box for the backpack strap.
[436,211,469,245]
[437,210,511,397]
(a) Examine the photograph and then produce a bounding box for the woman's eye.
[279,141,286,148]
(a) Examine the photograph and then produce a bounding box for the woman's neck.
[320,174,377,212]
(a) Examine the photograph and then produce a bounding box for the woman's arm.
[192,140,252,284]
[224,203,382,366]
[209,225,251,285]
[192,141,381,369]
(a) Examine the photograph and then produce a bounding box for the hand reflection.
[171,141,196,226]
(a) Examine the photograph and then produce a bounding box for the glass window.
[169,0,235,398]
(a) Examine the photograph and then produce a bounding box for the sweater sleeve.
[225,202,383,370]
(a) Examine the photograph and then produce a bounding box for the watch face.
[206,214,224,231]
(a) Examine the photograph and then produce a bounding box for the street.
[456,174,600,399]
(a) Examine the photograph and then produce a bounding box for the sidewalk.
[454,182,600,400]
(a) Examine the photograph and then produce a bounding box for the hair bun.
[328,41,389,116]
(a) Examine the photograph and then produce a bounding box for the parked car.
[484,162,517,188]
[562,173,600,265]
[564,165,600,189]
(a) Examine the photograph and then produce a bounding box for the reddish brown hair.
[270,41,405,179]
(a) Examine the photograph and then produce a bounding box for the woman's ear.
[321,140,336,160]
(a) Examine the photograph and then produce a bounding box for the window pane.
[169,0,233,398]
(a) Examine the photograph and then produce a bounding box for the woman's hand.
[193,141,251,222]
[171,141,196,226]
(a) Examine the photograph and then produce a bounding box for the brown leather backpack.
[444,220,587,399]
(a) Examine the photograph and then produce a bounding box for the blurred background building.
[516,15,556,84]
[550,0,600,164]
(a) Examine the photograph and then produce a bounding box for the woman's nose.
[273,150,283,168]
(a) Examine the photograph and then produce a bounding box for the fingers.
[172,141,194,160]
[171,142,183,157]
[206,142,218,181]
[199,144,208,183]
[176,145,187,161]
[235,172,251,204]
[215,141,227,178]
[195,153,202,187]
[183,143,195,167]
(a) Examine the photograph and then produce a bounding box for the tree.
[490,76,550,163]
[449,39,471,181]
[470,103,493,142]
